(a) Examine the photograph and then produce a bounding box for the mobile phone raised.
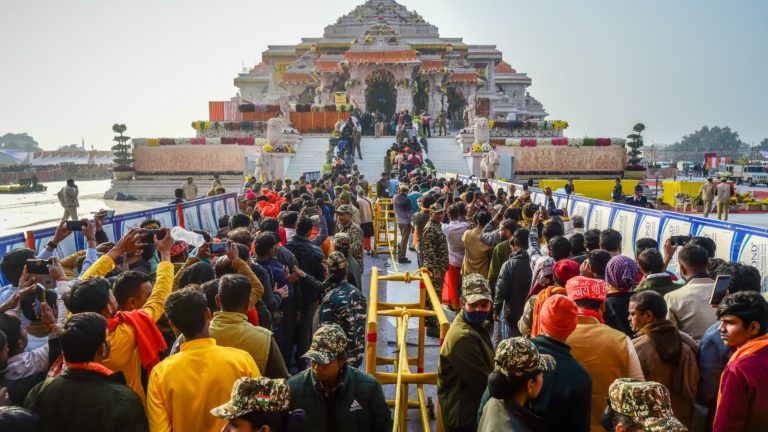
[209,242,230,255]
[709,274,731,305]
[670,235,690,246]
[26,258,53,275]
[65,220,85,231]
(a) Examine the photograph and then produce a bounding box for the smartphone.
[92,210,115,218]
[671,235,690,246]
[141,229,165,243]
[65,220,85,231]
[209,242,230,255]
[709,274,731,305]
[26,258,52,275]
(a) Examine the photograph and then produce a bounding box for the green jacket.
[635,274,682,297]
[25,369,148,432]
[287,366,393,432]
[438,311,495,430]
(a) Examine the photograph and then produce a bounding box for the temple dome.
[495,61,517,74]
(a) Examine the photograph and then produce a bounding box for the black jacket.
[25,369,148,432]
[494,250,532,335]
[605,291,634,337]
[286,235,326,305]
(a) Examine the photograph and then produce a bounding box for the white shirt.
[442,221,469,267]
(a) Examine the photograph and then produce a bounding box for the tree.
[625,123,645,170]
[662,126,747,162]
[111,124,133,171]
[58,144,82,151]
[0,133,42,152]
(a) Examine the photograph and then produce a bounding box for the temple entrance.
[365,70,396,118]
[447,87,467,127]
[412,76,430,115]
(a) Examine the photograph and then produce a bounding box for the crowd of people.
[1,168,766,432]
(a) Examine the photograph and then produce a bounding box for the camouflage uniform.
[332,232,362,290]
[319,252,368,367]
[302,323,348,365]
[421,204,449,297]
[608,379,687,432]
[210,377,290,419]
[335,204,364,269]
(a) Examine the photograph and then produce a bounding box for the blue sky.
[1,0,766,150]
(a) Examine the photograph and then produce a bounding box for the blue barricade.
[0,193,239,285]
[442,173,768,292]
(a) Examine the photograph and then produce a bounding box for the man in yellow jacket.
[70,228,175,406]
[147,287,260,432]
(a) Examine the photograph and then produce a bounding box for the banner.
[334,93,347,105]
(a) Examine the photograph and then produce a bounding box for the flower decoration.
[481,143,493,152]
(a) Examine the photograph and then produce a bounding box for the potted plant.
[761,198,768,212]
[655,196,671,210]
[111,123,134,180]
[624,123,646,180]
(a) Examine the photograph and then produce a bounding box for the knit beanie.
[539,295,578,340]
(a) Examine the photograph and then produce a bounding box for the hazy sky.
[1,0,766,150]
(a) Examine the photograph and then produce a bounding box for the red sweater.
[714,345,768,431]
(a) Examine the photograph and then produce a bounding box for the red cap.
[540,295,579,339]
[553,259,580,285]
[566,276,607,301]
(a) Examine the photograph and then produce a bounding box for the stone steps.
[285,135,470,180]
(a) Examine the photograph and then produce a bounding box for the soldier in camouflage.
[605,378,687,432]
[335,204,364,269]
[318,252,368,367]
[421,203,449,299]
[332,232,362,290]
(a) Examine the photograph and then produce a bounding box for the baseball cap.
[335,204,354,214]
[302,324,348,365]
[332,232,351,250]
[462,273,492,304]
[428,203,444,214]
[210,377,290,419]
[327,251,347,272]
[608,379,687,432]
[494,337,556,377]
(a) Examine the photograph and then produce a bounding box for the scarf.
[527,257,555,300]
[639,320,682,364]
[716,334,768,411]
[578,308,605,324]
[66,362,114,377]
[531,286,566,337]
[107,309,167,373]
[605,255,640,291]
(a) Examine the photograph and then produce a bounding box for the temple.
[233,0,548,124]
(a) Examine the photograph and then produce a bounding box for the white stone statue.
[279,98,292,130]
[486,149,500,179]
[473,117,491,146]
[266,117,283,147]
[480,153,489,177]
[254,148,272,182]
[467,93,477,124]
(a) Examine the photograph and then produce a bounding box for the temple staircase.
[285,136,470,180]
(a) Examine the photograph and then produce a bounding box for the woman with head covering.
[478,337,556,431]
[604,255,641,337]
[211,377,306,432]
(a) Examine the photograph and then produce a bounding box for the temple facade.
[233,0,548,124]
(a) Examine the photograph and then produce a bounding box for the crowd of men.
[1,168,766,432]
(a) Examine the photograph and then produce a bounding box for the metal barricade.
[366,267,451,432]
[373,198,397,257]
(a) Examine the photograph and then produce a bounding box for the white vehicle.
[729,165,768,186]
[676,161,694,173]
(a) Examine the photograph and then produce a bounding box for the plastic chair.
[674,192,692,213]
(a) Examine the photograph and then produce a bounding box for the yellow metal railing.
[366,267,451,432]
[373,198,397,258]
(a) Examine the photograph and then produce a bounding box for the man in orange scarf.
[713,291,768,431]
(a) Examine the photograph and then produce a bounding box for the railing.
[373,198,398,258]
[0,193,239,284]
[366,267,450,432]
[438,172,768,291]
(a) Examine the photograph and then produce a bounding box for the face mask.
[464,310,489,326]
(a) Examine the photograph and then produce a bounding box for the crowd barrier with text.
[438,173,768,292]
[0,193,239,284]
